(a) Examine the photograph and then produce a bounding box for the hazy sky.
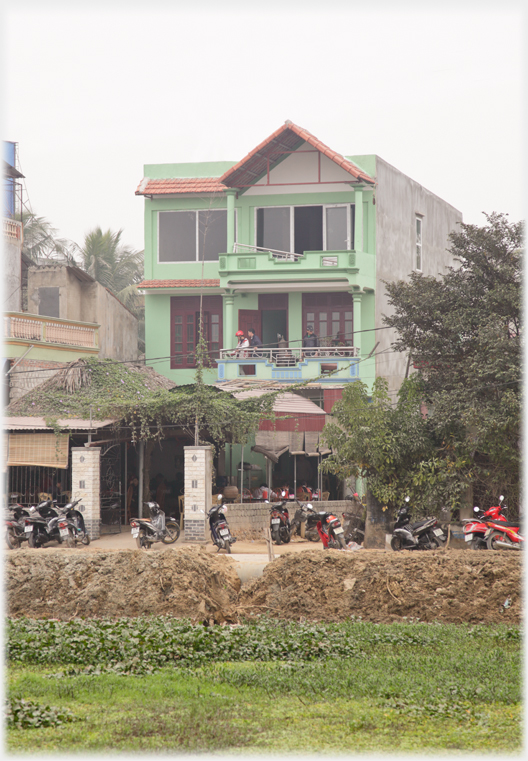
[3,0,525,254]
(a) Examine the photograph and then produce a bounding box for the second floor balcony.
[217,345,360,384]
[4,312,99,351]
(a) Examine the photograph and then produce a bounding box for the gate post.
[71,447,101,540]
[183,445,212,543]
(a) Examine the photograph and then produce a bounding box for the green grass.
[5,617,523,754]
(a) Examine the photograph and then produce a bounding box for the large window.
[256,204,355,255]
[159,209,231,263]
[170,296,223,369]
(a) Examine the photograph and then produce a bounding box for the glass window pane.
[159,211,196,262]
[307,313,314,322]
[198,209,227,261]
[294,206,322,255]
[326,206,348,250]
[256,207,290,252]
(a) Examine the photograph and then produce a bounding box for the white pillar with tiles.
[183,446,212,542]
[71,447,101,540]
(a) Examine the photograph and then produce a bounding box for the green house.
[136,121,462,495]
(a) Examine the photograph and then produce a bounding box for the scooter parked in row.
[269,492,291,545]
[63,498,91,546]
[462,497,508,550]
[24,499,75,548]
[299,503,347,549]
[131,501,180,550]
[391,497,446,551]
[208,496,236,553]
[5,504,31,549]
[484,505,523,551]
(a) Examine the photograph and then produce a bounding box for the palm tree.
[19,211,79,264]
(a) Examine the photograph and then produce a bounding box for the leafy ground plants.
[6,617,522,754]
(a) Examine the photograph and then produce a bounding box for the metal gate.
[100,442,123,533]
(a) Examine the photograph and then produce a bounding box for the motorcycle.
[390,497,446,551]
[130,501,180,550]
[24,499,75,548]
[291,501,324,541]
[301,504,347,549]
[269,493,291,545]
[342,494,365,545]
[63,498,91,546]
[484,506,523,550]
[5,505,31,550]
[208,496,237,553]
[462,498,508,550]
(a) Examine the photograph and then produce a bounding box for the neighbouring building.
[135,121,463,496]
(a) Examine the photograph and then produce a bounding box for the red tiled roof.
[137,279,221,289]
[220,120,375,188]
[135,177,227,196]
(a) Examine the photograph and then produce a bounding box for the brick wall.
[226,500,354,537]
[8,359,63,402]
[71,447,101,540]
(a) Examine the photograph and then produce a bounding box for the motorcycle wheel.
[280,529,291,544]
[226,542,232,554]
[6,528,20,550]
[272,529,281,545]
[161,521,180,544]
[470,536,486,550]
[81,534,91,546]
[391,535,403,552]
[336,534,347,550]
[136,528,150,550]
[487,529,511,550]
[428,535,440,549]
[306,528,320,542]
[28,531,40,548]
[65,528,75,549]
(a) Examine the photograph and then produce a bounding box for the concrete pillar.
[223,292,235,349]
[226,190,236,253]
[71,447,101,540]
[184,445,213,543]
[352,292,362,357]
[354,187,363,252]
[364,488,392,549]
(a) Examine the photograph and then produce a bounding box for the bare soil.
[5,546,522,625]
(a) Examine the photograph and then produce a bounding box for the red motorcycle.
[463,498,508,550]
[485,519,523,551]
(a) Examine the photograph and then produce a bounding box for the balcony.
[4,312,99,350]
[3,218,23,242]
[217,346,360,384]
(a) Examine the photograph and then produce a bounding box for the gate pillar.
[71,447,101,540]
[183,446,212,542]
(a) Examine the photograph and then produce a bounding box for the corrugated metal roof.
[233,390,326,416]
[3,417,116,431]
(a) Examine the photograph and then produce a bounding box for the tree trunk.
[364,489,391,549]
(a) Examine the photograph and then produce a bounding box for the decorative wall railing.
[3,218,23,242]
[219,346,358,365]
[232,242,303,261]
[4,313,99,348]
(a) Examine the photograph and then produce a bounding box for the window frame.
[158,208,236,264]
[415,214,423,272]
[254,203,355,254]
[170,296,223,369]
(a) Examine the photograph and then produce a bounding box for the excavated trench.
[5,546,522,625]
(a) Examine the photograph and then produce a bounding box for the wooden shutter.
[7,433,69,468]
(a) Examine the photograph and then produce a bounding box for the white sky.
[3,0,525,253]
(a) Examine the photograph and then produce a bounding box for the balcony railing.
[219,346,358,364]
[3,218,23,242]
[232,242,303,261]
[4,313,99,349]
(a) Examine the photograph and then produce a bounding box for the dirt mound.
[6,546,241,624]
[239,549,522,624]
[6,548,522,625]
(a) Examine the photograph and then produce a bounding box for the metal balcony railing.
[4,313,98,348]
[232,242,303,261]
[219,346,358,365]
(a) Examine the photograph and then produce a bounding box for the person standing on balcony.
[247,327,263,356]
[234,330,249,358]
[302,325,319,356]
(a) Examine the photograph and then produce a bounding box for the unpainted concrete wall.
[5,238,23,312]
[374,157,463,394]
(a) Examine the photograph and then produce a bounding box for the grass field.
[5,617,523,754]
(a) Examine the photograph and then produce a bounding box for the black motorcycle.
[342,495,365,545]
[5,505,31,550]
[391,497,446,551]
[63,498,91,546]
[25,499,75,548]
[269,494,291,545]
[130,501,180,550]
[291,500,322,541]
[208,496,236,553]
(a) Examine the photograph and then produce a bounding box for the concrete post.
[71,447,101,540]
[364,488,392,549]
[226,190,236,253]
[184,445,213,543]
[352,292,362,357]
[223,292,235,349]
[354,187,363,253]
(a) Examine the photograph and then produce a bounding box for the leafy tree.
[384,212,522,511]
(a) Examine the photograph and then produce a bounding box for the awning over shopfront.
[252,430,305,462]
